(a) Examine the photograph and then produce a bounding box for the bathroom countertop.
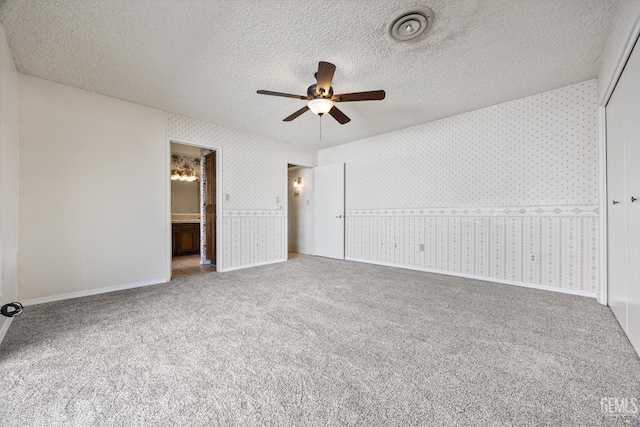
[171,220,201,224]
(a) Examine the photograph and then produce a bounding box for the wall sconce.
[293,177,302,196]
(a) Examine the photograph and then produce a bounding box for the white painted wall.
[318,81,599,296]
[167,114,316,270]
[0,24,20,343]
[18,75,167,302]
[287,167,314,254]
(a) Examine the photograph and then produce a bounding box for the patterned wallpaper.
[168,114,316,211]
[319,80,599,294]
[199,147,212,265]
[167,113,315,270]
[171,154,201,180]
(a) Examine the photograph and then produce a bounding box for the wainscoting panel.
[345,207,598,293]
[222,210,287,270]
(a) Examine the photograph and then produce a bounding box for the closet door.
[622,42,640,353]
[606,87,627,332]
[607,39,640,354]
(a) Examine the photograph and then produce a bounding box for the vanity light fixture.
[171,170,198,182]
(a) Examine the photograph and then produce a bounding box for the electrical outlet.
[276,196,280,203]
[419,244,425,252]
[530,254,536,263]
[306,200,309,205]
[225,194,230,201]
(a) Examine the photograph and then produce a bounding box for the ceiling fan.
[257,61,385,125]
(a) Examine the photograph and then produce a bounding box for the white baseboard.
[0,316,14,349]
[345,257,597,298]
[21,278,168,307]
[221,258,287,272]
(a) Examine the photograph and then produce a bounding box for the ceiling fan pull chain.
[319,114,322,141]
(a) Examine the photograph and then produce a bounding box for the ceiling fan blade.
[332,90,386,102]
[257,90,308,100]
[316,61,336,96]
[283,106,310,122]
[328,106,351,125]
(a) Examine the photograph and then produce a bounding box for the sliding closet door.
[606,88,627,331]
[622,42,640,353]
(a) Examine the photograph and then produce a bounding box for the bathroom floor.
[171,254,216,279]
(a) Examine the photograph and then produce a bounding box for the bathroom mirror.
[171,180,200,213]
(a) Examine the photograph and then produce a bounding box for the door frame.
[598,19,640,306]
[167,138,223,279]
[286,161,315,256]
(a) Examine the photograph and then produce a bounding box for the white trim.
[598,106,608,305]
[0,317,14,348]
[286,161,315,168]
[220,258,287,272]
[345,257,597,299]
[167,137,223,275]
[21,278,167,307]
[600,14,640,107]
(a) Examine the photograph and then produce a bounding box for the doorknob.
[335,214,343,219]
[632,197,638,203]
[612,200,620,205]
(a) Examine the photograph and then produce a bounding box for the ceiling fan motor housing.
[308,83,333,99]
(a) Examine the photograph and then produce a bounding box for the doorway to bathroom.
[170,142,217,278]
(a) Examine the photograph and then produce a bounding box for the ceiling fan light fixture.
[308,98,334,115]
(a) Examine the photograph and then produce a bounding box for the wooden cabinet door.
[180,230,196,254]
[173,223,200,256]
[172,225,180,257]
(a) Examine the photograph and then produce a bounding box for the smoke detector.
[387,6,435,42]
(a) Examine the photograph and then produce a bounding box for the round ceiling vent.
[387,6,435,42]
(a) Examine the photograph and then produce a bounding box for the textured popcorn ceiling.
[0,0,617,149]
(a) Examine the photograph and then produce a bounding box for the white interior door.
[313,163,345,259]
[607,88,627,332]
[621,41,640,354]
[607,38,640,355]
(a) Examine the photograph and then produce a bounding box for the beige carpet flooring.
[1,255,639,426]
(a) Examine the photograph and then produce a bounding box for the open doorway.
[287,164,314,259]
[170,142,217,278]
